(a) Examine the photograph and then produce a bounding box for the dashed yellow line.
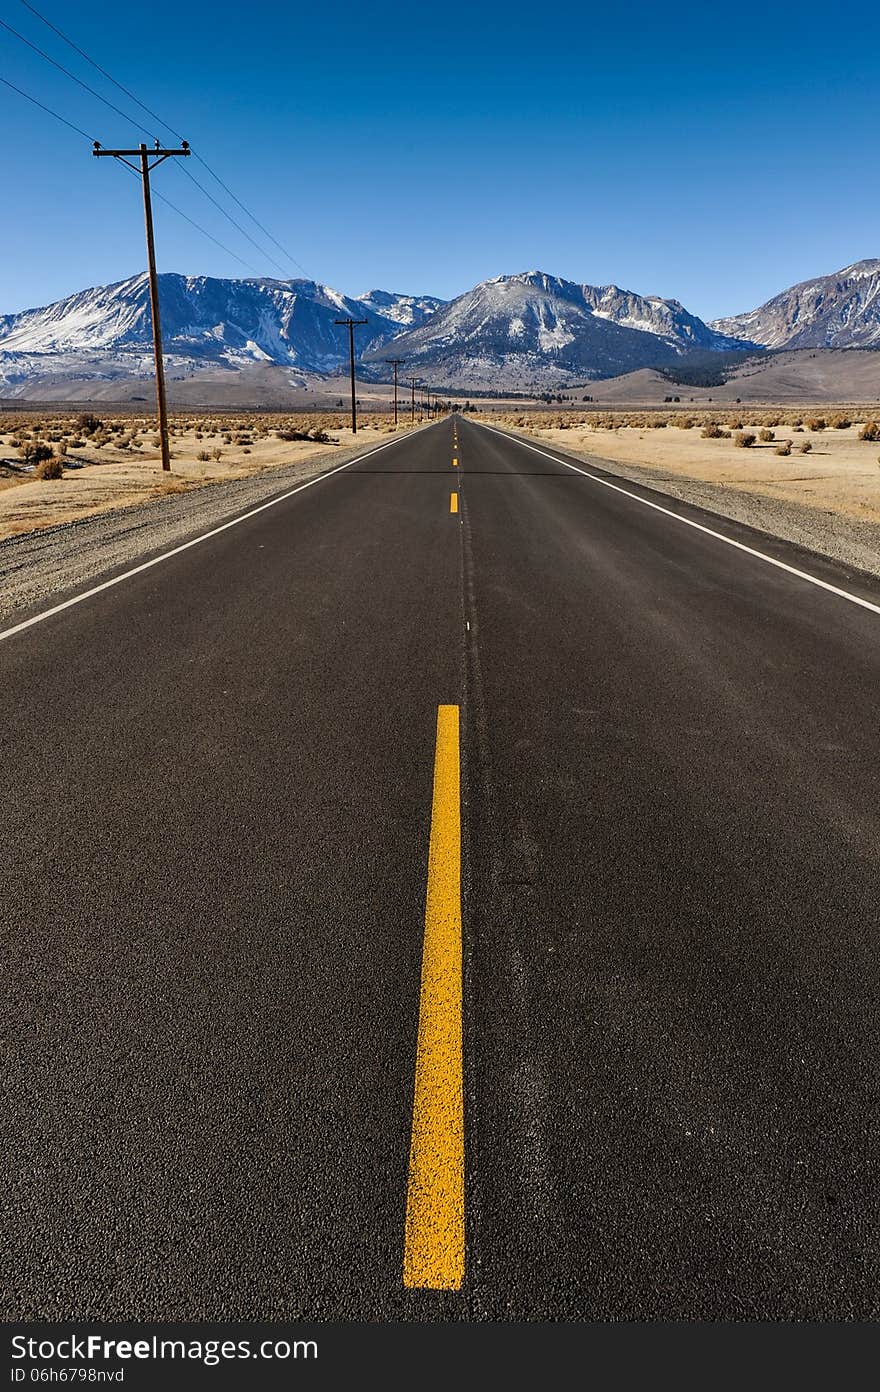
[452,456,459,467]
[450,492,458,514]
[403,705,464,1291]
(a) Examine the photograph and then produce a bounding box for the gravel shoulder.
[491,423,880,582]
[0,433,400,626]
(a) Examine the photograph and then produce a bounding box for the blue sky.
[1,0,877,319]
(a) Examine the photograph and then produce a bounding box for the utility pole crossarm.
[335,317,369,434]
[93,140,191,472]
[94,142,190,161]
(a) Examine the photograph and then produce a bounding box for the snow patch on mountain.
[354,289,445,327]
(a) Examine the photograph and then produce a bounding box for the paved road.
[3,417,879,1321]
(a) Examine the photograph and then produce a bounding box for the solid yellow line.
[450,492,458,513]
[403,704,464,1290]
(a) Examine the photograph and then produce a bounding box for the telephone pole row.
[335,317,368,434]
[93,140,191,472]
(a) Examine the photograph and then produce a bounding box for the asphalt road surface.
[3,416,880,1321]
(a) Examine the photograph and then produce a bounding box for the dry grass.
[473,406,874,433]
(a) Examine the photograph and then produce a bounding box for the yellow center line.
[452,457,459,467]
[403,704,464,1291]
[450,492,458,514]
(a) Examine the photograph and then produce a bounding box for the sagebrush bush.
[34,456,64,479]
[19,441,53,465]
[774,441,792,456]
[807,417,826,431]
[734,431,756,448]
[858,420,879,441]
[196,450,211,461]
[702,423,723,438]
[759,428,775,442]
[800,440,813,453]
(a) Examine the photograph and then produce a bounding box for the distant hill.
[557,350,880,406]
[710,260,880,350]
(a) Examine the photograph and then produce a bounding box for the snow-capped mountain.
[0,273,443,391]
[14,261,880,399]
[361,271,747,389]
[710,260,880,349]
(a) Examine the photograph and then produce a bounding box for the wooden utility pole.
[334,317,368,433]
[93,140,190,472]
[384,357,404,426]
[409,377,418,424]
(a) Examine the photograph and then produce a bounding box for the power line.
[18,0,170,135]
[0,17,156,138]
[0,73,93,141]
[188,155,312,279]
[6,3,292,275]
[115,160,263,275]
[0,71,262,274]
[151,187,262,276]
[14,0,312,280]
[174,163,292,278]
[2,13,274,268]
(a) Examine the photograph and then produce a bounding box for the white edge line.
[0,427,427,644]
[480,422,880,619]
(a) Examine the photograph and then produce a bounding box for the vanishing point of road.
[3,417,879,1320]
